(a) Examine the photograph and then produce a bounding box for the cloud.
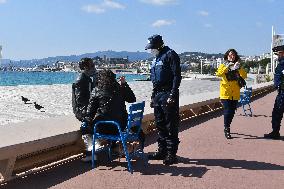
[152,19,175,27]
[198,10,209,16]
[82,5,106,14]
[0,0,7,4]
[103,0,125,9]
[82,0,125,14]
[140,0,178,6]
[204,23,213,28]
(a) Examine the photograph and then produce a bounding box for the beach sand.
[0,80,221,126]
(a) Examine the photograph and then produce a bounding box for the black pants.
[272,92,284,132]
[221,99,238,128]
[153,91,180,155]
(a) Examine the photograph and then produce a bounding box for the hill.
[0,50,152,68]
[0,51,226,68]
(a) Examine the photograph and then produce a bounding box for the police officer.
[264,44,284,139]
[145,34,182,165]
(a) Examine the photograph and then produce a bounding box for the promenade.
[1,91,284,189]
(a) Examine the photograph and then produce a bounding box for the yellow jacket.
[216,63,247,100]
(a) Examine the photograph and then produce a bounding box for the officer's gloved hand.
[166,94,175,106]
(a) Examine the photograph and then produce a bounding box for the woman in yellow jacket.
[216,49,247,139]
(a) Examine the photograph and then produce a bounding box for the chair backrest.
[125,101,145,135]
[241,86,252,104]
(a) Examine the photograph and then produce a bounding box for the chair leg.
[108,146,112,162]
[121,139,133,174]
[92,136,96,169]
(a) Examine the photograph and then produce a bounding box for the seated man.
[83,69,145,160]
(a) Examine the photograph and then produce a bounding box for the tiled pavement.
[2,91,284,189]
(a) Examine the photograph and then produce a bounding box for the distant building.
[105,57,129,65]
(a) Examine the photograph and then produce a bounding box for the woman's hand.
[227,62,235,69]
[118,76,126,85]
[233,62,240,70]
[228,62,240,70]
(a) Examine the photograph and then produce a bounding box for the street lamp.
[200,59,203,74]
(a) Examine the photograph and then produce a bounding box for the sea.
[0,71,148,86]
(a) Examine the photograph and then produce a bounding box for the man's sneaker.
[264,131,280,140]
[163,154,178,165]
[148,151,166,160]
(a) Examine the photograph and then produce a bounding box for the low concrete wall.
[0,82,275,183]
[0,116,84,183]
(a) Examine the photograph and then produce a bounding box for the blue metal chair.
[239,86,252,116]
[91,101,146,174]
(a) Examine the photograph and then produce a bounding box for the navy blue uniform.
[150,46,182,155]
[272,57,284,132]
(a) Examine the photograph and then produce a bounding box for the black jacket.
[86,82,136,133]
[73,73,95,120]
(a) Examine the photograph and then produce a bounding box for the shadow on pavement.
[1,157,92,189]
[178,157,284,170]
[231,132,284,141]
[237,114,272,118]
[97,155,209,178]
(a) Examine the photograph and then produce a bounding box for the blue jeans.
[221,99,238,128]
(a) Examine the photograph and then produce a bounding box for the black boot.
[264,131,280,139]
[163,152,177,165]
[224,127,232,139]
[148,140,166,160]
[148,150,166,160]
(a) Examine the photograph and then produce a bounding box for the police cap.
[272,45,284,53]
[145,34,164,50]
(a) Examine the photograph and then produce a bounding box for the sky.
[0,0,284,60]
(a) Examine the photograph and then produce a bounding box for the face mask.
[84,64,96,77]
[277,52,284,59]
[151,49,160,57]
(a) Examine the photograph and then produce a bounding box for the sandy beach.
[0,80,221,126]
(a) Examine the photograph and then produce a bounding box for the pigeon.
[21,96,30,104]
[34,102,44,111]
